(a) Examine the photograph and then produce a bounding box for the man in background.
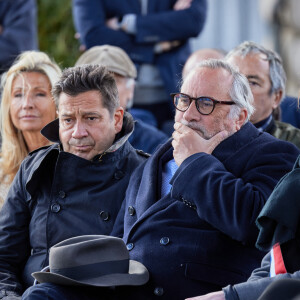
[72,0,207,130]
[226,41,300,148]
[182,47,226,79]
[0,0,37,75]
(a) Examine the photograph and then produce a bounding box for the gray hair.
[183,59,255,122]
[226,41,286,101]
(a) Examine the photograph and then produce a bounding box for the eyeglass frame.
[171,92,236,115]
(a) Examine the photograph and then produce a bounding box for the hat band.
[51,259,129,281]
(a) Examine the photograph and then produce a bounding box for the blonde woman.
[0,51,61,206]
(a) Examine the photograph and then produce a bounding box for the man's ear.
[272,90,283,109]
[235,108,248,131]
[114,107,124,134]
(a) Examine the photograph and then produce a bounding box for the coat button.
[114,170,125,180]
[99,211,110,221]
[58,191,66,198]
[51,203,61,213]
[126,243,134,251]
[128,206,136,216]
[154,287,164,296]
[160,237,170,246]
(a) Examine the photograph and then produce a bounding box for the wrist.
[120,14,137,34]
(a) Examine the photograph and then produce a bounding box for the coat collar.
[41,111,135,155]
[212,122,261,162]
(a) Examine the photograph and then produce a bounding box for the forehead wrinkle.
[182,67,232,99]
[60,108,101,116]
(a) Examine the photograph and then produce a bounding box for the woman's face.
[10,71,56,133]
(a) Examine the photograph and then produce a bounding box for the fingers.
[206,130,229,153]
[173,0,192,11]
[211,130,230,144]
[172,130,179,141]
[174,122,191,134]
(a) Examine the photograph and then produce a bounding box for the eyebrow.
[246,75,262,82]
[12,85,49,90]
[60,112,102,117]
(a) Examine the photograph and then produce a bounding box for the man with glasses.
[110,59,299,299]
[22,59,300,300]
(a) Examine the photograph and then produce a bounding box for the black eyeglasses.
[171,93,235,115]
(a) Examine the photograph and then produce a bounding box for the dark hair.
[52,64,119,116]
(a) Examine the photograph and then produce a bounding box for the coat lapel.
[124,140,173,241]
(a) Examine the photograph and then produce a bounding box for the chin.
[75,154,91,161]
[19,126,44,133]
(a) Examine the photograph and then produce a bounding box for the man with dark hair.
[74,45,168,154]
[0,64,147,299]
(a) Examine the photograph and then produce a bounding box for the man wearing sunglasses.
[21,60,300,300]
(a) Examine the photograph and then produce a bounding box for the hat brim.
[32,260,149,287]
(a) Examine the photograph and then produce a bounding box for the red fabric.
[273,243,287,275]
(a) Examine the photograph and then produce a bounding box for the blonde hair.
[0,51,61,183]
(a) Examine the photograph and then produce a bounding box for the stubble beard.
[180,119,235,140]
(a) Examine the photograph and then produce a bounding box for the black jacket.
[0,114,147,298]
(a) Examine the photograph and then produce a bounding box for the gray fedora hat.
[75,45,137,79]
[32,235,149,287]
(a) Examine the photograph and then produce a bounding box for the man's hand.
[172,122,229,166]
[106,17,119,30]
[186,291,226,300]
[155,40,181,53]
[174,0,193,10]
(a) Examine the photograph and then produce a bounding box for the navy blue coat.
[0,0,38,72]
[112,122,300,299]
[72,0,207,95]
[129,119,168,154]
[0,117,147,297]
[280,96,300,129]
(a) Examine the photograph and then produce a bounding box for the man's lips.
[71,145,93,151]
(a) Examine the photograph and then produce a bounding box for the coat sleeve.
[223,252,300,300]
[170,142,299,245]
[135,0,207,43]
[72,0,154,63]
[0,164,31,296]
[0,0,37,68]
[72,0,207,63]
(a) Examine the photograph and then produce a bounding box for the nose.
[182,100,200,122]
[22,92,34,109]
[72,120,88,139]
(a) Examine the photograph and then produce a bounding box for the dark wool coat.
[112,122,300,300]
[0,116,147,297]
[0,0,38,72]
[72,0,207,96]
